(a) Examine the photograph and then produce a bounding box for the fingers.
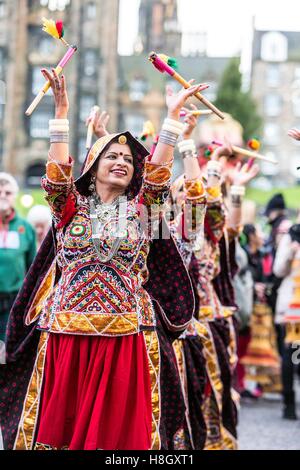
[166,84,173,96]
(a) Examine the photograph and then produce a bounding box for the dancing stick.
[86,106,100,149]
[180,109,213,117]
[25,46,77,116]
[212,140,278,165]
[149,52,225,120]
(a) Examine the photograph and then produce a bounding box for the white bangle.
[231,185,245,196]
[178,139,196,154]
[161,123,183,136]
[207,160,222,172]
[164,118,185,130]
[49,126,69,133]
[49,119,69,126]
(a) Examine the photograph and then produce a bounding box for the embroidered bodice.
[37,156,172,336]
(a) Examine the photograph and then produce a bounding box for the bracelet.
[50,134,69,144]
[49,118,69,134]
[207,160,222,172]
[182,150,197,159]
[49,125,69,133]
[230,185,245,196]
[49,119,69,125]
[159,130,178,147]
[161,118,184,136]
[230,186,245,208]
[207,169,221,179]
[164,118,185,130]
[178,139,196,154]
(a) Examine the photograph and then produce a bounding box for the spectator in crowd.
[274,222,300,420]
[27,204,52,249]
[0,173,36,342]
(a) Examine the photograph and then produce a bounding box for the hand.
[288,128,300,141]
[255,282,265,301]
[182,103,198,139]
[86,110,110,138]
[41,68,69,118]
[166,82,209,120]
[229,160,260,186]
[211,140,233,161]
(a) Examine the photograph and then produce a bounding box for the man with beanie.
[0,173,36,342]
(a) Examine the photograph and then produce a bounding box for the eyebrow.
[106,152,133,158]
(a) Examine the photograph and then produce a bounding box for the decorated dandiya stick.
[148,52,225,120]
[212,140,278,165]
[25,18,78,116]
[25,46,77,116]
[42,17,70,48]
[86,105,100,149]
[180,109,213,117]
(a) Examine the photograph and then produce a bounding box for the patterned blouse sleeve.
[205,185,226,243]
[41,156,78,227]
[137,157,172,238]
[173,177,207,259]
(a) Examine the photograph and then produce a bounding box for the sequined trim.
[199,305,235,321]
[14,332,49,450]
[39,311,141,336]
[25,262,56,326]
[46,159,73,184]
[144,330,161,450]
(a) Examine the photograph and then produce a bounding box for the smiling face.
[95,142,135,192]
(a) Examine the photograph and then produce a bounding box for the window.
[264,122,280,145]
[30,109,53,138]
[266,65,280,87]
[31,66,49,96]
[264,93,282,117]
[25,162,46,187]
[86,2,96,19]
[39,37,56,56]
[0,1,7,18]
[39,0,71,11]
[0,48,4,78]
[129,78,148,102]
[78,137,88,164]
[261,32,288,62]
[83,50,97,77]
[124,114,145,137]
[0,79,5,106]
[79,95,95,122]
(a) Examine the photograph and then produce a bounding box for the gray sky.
[118,0,300,56]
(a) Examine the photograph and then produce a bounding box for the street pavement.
[238,392,300,450]
[1,394,299,451]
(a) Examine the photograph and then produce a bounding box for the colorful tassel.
[247,137,261,151]
[42,17,64,39]
[158,54,178,70]
[204,145,214,158]
[140,120,156,141]
[42,17,69,47]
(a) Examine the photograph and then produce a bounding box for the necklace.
[89,192,128,263]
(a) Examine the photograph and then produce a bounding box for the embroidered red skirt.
[35,333,152,450]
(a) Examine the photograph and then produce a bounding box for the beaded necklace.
[89,192,128,262]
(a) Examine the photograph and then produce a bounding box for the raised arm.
[139,83,208,237]
[40,68,77,226]
[226,160,259,239]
